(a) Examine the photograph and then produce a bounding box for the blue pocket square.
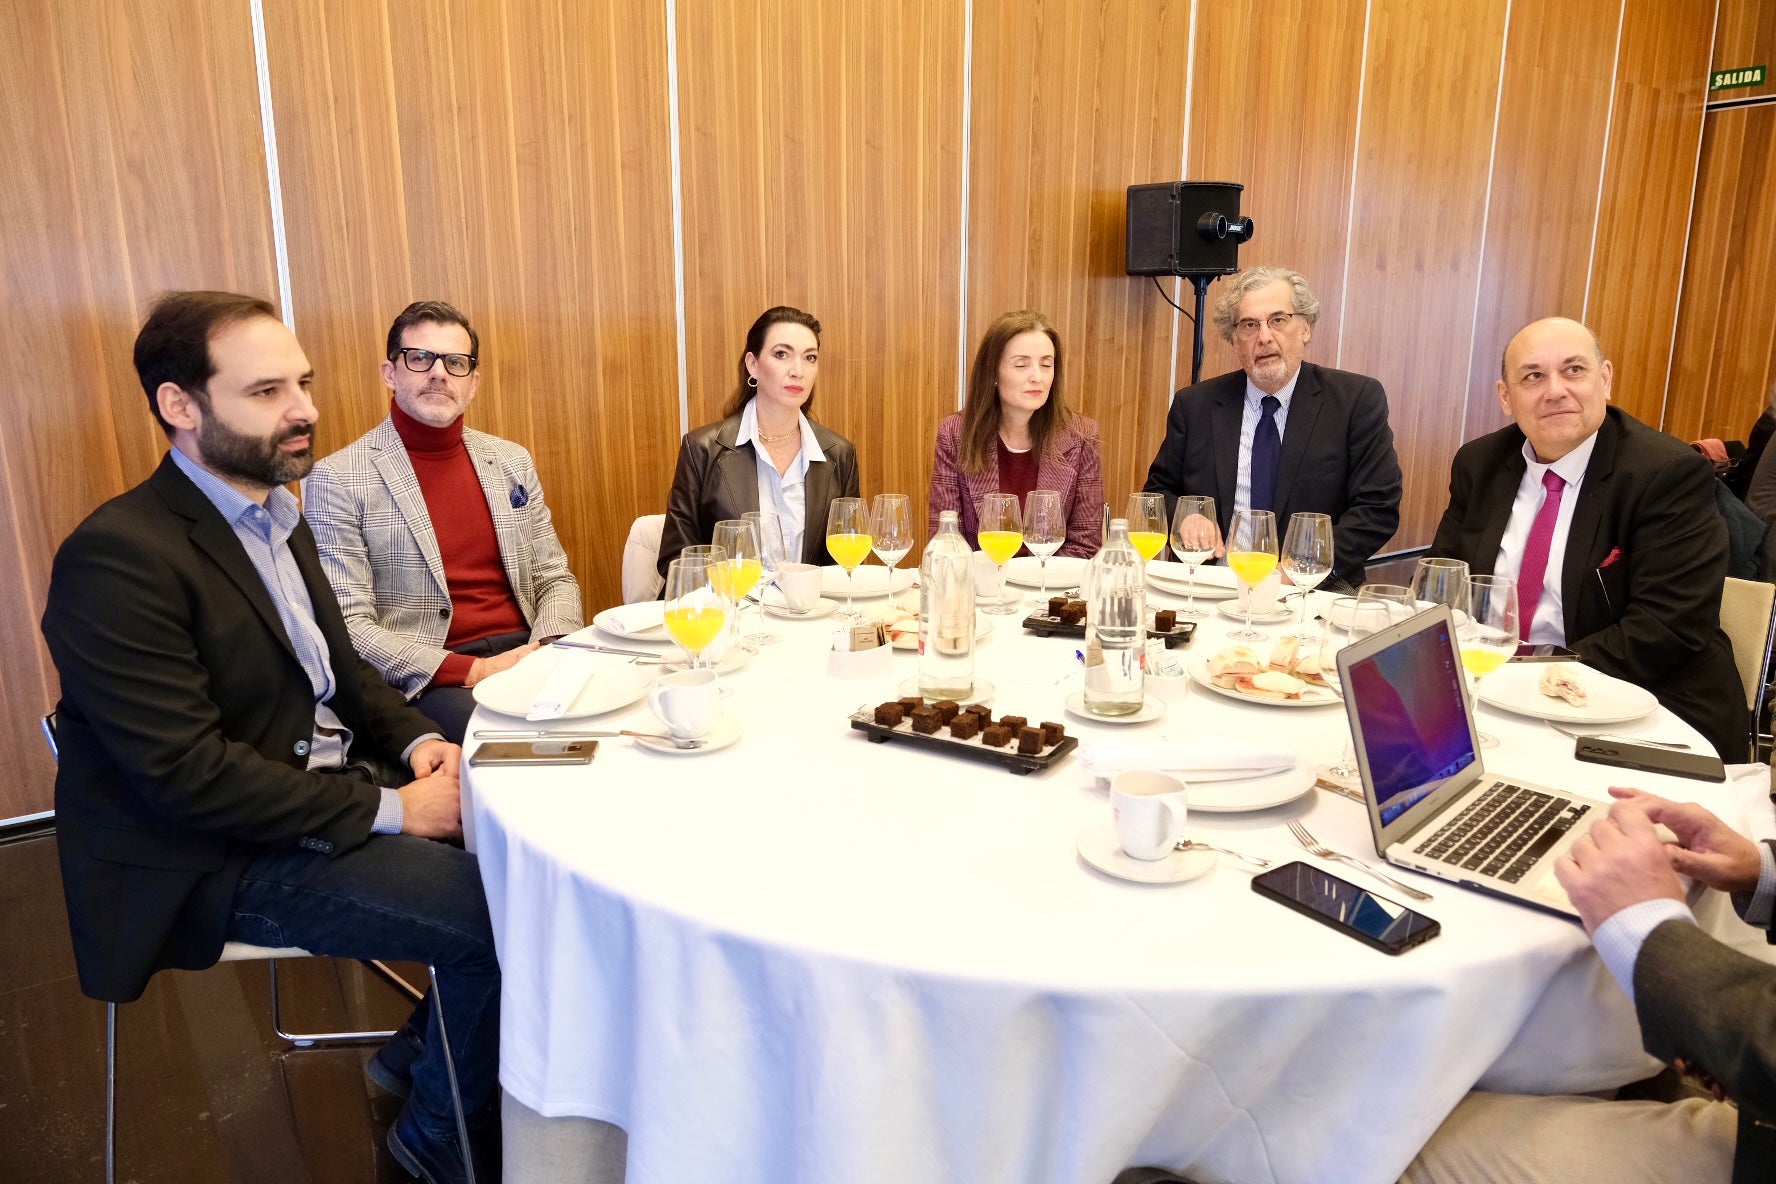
[510,484,529,509]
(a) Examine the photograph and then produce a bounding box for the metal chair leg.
[268,958,401,1047]
[428,965,476,1184]
[105,1001,116,1184]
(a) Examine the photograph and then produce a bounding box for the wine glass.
[1462,574,1520,750]
[870,493,915,598]
[742,510,787,644]
[1168,495,1218,619]
[1225,509,1278,641]
[1280,512,1334,640]
[976,492,1025,616]
[825,498,872,621]
[1125,493,1169,564]
[1354,583,1415,626]
[1410,557,1471,621]
[1023,489,1065,607]
[1316,596,1396,792]
[662,554,729,672]
[712,519,763,654]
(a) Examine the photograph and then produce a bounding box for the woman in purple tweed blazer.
[928,310,1103,557]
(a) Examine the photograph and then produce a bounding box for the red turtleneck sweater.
[390,400,527,686]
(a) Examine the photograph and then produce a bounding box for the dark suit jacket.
[1429,406,1747,760]
[658,412,861,579]
[1142,362,1402,584]
[41,455,435,1003]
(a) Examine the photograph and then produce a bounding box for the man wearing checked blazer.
[1142,266,1403,589]
[1428,317,1746,762]
[305,301,583,743]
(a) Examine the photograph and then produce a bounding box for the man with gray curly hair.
[1143,266,1401,587]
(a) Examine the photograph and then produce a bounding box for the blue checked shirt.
[171,448,409,834]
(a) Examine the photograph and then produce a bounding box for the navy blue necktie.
[1250,395,1281,513]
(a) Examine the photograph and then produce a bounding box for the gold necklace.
[757,422,800,445]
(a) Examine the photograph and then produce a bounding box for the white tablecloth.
[465,586,1761,1184]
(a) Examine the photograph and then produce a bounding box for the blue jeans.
[226,833,499,1138]
[414,629,533,743]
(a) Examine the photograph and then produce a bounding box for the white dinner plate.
[592,602,670,642]
[1076,823,1216,884]
[1005,555,1088,588]
[473,650,653,721]
[897,676,995,707]
[1187,764,1317,812]
[633,716,741,756]
[1475,662,1659,725]
[1188,659,1342,708]
[820,565,917,600]
[1215,601,1297,625]
[884,614,996,650]
[1064,693,1166,725]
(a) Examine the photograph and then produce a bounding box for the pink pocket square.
[1600,546,1624,569]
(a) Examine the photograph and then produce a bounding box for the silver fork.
[1286,820,1434,901]
[1544,722,1691,750]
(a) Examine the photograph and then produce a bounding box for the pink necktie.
[1515,470,1567,631]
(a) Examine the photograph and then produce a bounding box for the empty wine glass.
[1280,512,1333,640]
[1462,574,1520,750]
[1168,495,1218,619]
[976,492,1024,616]
[1316,596,1395,792]
[1225,509,1278,641]
[870,493,915,593]
[825,498,872,621]
[1411,557,1471,621]
[1023,489,1065,608]
[743,510,787,644]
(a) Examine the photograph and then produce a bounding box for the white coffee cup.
[1110,769,1189,860]
[1238,568,1282,615]
[648,668,720,740]
[972,550,1006,601]
[776,562,822,610]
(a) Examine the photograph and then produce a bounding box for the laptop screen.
[1343,610,1478,826]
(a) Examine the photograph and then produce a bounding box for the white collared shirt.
[1493,431,1599,645]
[737,400,826,563]
[1234,368,1301,516]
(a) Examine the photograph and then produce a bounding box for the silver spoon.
[1176,840,1272,868]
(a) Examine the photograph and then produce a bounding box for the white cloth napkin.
[528,651,598,720]
[1077,734,1296,786]
[605,601,665,634]
[1727,763,1775,842]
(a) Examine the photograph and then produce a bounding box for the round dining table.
[463,574,1759,1184]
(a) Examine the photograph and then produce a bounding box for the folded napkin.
[1727,763,1775,842]
[1078,734,1296,786]
[605,601,666,634]
[528,650,598,720]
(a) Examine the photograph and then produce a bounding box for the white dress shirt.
[737,399,827,564]
[1233,369,1300,517]
[1491,432,1599,645]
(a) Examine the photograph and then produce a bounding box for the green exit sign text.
[1711,65,1766,91]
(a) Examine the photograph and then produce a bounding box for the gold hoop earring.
[747,375,758,388]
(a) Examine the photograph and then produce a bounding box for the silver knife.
[473,728,623,739]
[552,639,659,659]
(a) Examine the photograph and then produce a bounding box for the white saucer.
[632,716,741,756]
[897,676,995,706]
[657,645,754,675]
[1077,823,1216,884]
[1215,601,1296,625]
[762,594,839,619]
[1064,692,1165,724]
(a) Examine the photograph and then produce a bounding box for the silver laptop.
[1335,604,1604,918]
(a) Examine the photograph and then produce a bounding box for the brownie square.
[910,707,942,735]
[1047,596,1068,617]
[1057,605,1085,625]
[1016,726,1042,755]
[963,703,993,722]
[948,714,980,741]
[1039,721,1065,745]
[999,715,1028,732]
[873,702,906,727]
[931,699,961,725]
[1154,609,1177,631]
[897,696,924,712]
[981,724,1011,748]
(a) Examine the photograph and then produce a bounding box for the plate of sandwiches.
[1189,638,1342,707]
[1474,660,1658,725]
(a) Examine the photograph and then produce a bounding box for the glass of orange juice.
[1226,509,1278,641]
[663,554,729,671]
[976,492,1024,615]
[712,519,764,651]
[1125,493,1168,564]
[1462,574,1519,749]
[825,497,873,621]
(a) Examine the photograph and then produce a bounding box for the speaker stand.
[1188,274,1214,386]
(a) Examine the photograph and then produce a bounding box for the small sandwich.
[1209,645,1265,688]
[1268,636,1299,672]
[1291,649,1332,687]
[1539,664,1588,707]
[1234,669,1308,701]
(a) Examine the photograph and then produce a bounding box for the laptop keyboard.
[1418,782,1592,884]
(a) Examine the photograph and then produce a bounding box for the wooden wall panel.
[1710,0,1776,101]
[264,0,681,615]
[1668,105,1776,442]
[1185,0,1368,388]
[676,0,965,548]
[1337,0,1510,551]
[0,0,276,821]
[1586,0,1716,426]
[1463,0,1621,444]
[967,0,1191,518]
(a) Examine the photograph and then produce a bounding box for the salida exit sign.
[1711,65,1766,91]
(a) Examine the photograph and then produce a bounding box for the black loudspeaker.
[1124,181,1253,276]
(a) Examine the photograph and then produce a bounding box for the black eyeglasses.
[393,348,477,377]
[1232,312,1303,339]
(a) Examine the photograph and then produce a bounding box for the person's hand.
[1174,513,1226,560]
[1554,805,1685,935]
[398,773,462,840]
[409,738,461,780]
[464,643,540,688]
[1609,787,1763,894]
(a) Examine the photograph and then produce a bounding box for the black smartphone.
[1251,861,1441,955]
[1572,737,1725,783]
[1511,643,1580,661]
[467,740,597,767]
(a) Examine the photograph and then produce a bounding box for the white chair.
[1720,577,1776,760]
[623,513,667,603]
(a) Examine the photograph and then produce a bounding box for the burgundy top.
[995,438,1040,524]
[390,399,527,685]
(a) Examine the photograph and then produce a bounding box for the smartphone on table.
[1572,738,1725,783]
[468,740,597,767]
[1251,861,1441,955]
[1511,643,1580,662]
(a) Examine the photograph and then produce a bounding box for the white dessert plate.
[1215,601,1296,625]
[896,676,995,707]
[657,645,753,675]
[632,716,741,756]
[1188,764,1317,812]
[592,602,670,642]
[1475,662,1658,725]
[884,615,996,650]
[1005,555,1089,588]
[474,651,653,721]
[1077,823,1215,884]
[820,565,917,599]
[1064,693,1166,725]
[1188,659,1342,708]
[762,592,839,619]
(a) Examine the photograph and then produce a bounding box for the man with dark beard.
[42,292,499,1184]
